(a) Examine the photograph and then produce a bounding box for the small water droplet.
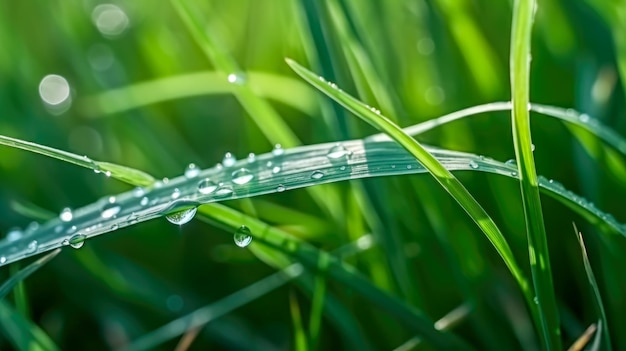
[339,166,346,171]
[232,168,254,185]
[531,143,536,152]
[133,187,145,197]
[272,166,281,174]
[272,144,284,156]
[184,163,200,178]
[222,152,236,167]
[104,170,112,177]
[198,178,218,194]
[511,171,518,177]
[579,113,590,123]
[140,197,149,206]
[111,224,119,230]
[469,161,479,169]
[505,159,517,166]
[165,207,197,225]
[234,225,253,248]
[406,165,412,169]
[227,72,247,85]
[327,144,350,159]
[247,153,256,163]
[59,207,73,222]
[0,257,6,264]
[26,240,38,253]
[214,184,234,198]
[171,188,181,199]
[128,213,139,225]
[277,184,285,192]
[68,234,86,249]
[67,225,77,234]
[311,170,324,179]
[6,228,23,242]
[101,203,121,219]
[108,196,116,203]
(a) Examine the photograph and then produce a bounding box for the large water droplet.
[198,178,218,194]
[469,161,479,169]
[26,240,38,253]
[165,207,197,225]
[311,170,324,179]
[68,234,86,249]
[101,203,121,219]
[232,168,254,185]
[222,152,236,167]
[272,144,284,156]
[184,163,200,178]
[214,184,234,198]
[276,184,285,192]
[59,207,73,222]
[234,225,253,248]
[327,144,350,159]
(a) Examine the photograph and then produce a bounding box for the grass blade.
[285,58,533,314]
[0,249,60,299]
[510,0,560,348]
[0,301,60,351]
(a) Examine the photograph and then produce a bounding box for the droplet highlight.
[327,144,350,159]
[311,170,324,179]
[222,152,236,167]
[68,234,86,249]
[198,178,218,194]
[101,203,121,219]
[232,168,254,185]
[59,207,73,222]
[184,163,200,178]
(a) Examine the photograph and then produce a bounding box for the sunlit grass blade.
[0,301,60,351]
[84,71,319,117]
[0,249,60,299]
[285,57,533,315]
[290,291,310,351]
[573,224,612,350]
[510,0,560,348]
[0,135,155,187]
[10,200,55,222]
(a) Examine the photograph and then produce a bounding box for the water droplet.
[128,213,139,225]
[234,225,253,248]
[133,187,145,197]
[171,188,181,199]
[0,257,6,264]
[111,224,119,230]
[104,171,112,177]
[272,166,281,174]
[311,170,324,179]
[327,144,350,159]
[339,166,346,171]
[511,171,518,177]
[227,72,247,85]
[108,196,116,203]
[369,106,381,114]
[198,178,218,194]
[165,207,197,225]
[276,184,285,192]
[184,163,200,178]
[101,203,121,219]
[68,234,86,249]
[214,184,234,198]
[533,296,539,304]
[26,240,38,253]
[140,197,149,206]
[505,159,517,166]
[272,144,284,156]
[531,143,536,152]
[222,152,236,167]
[579,113,590,123]
[469,161,479,169]
[6,228,23,242]
[232,168,254,185]
[67,225,77,234]
[407,165,412,169]
[247,153,256,163]
[59,207,73,222]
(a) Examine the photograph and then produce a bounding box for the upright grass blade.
[0,249,60,299]
[0,301,60,351]
[573,224,612,350]
[510,1,561,349]
[285,58,534,315]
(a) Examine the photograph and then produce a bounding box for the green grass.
[1,1,625,350]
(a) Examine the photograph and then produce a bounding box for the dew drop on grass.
[222,152,236,167]
[26,240,38,253]
[311,170,324,179]
[579,113,590,123]
[184,163,200,178]
[140,197,149,206]
[272,166,281,174]
[111,224,119,230]
[227,72,247,85]
[59,207,73,222]
[272,144,284,156]
[6,228,23,242]
[0,257,6,264]
[214,184,234,198]
[198,178,218,194]
[276,184,285,192]
[232,168,254,185]
[171,188,181,199]
[247,153,256,163]
[234,225,253,248]
[469,161,479,169]
[327,144,350,159]
[133,187,145,197]
[67,225,77,234]
[165,207,197,225]
[68,234,86,249]
[505,159,517,166]
[101,203,121,219]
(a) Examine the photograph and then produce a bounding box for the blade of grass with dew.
[196,203,474,350]
[84,71,319,117]
[573,224,612,350]
[510,0,561,348]
[0,135,155,187]
[0,301,59,351]
[285,57,534,317]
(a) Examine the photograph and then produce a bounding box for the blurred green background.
[0,0,625,350]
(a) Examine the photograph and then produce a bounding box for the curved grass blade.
[573,224,612,350]
[510,0,560,348]
[285,57,534,315]
[0,135,155,187]
[84,71,319,117]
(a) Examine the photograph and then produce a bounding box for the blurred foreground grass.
[0,0,625,350]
